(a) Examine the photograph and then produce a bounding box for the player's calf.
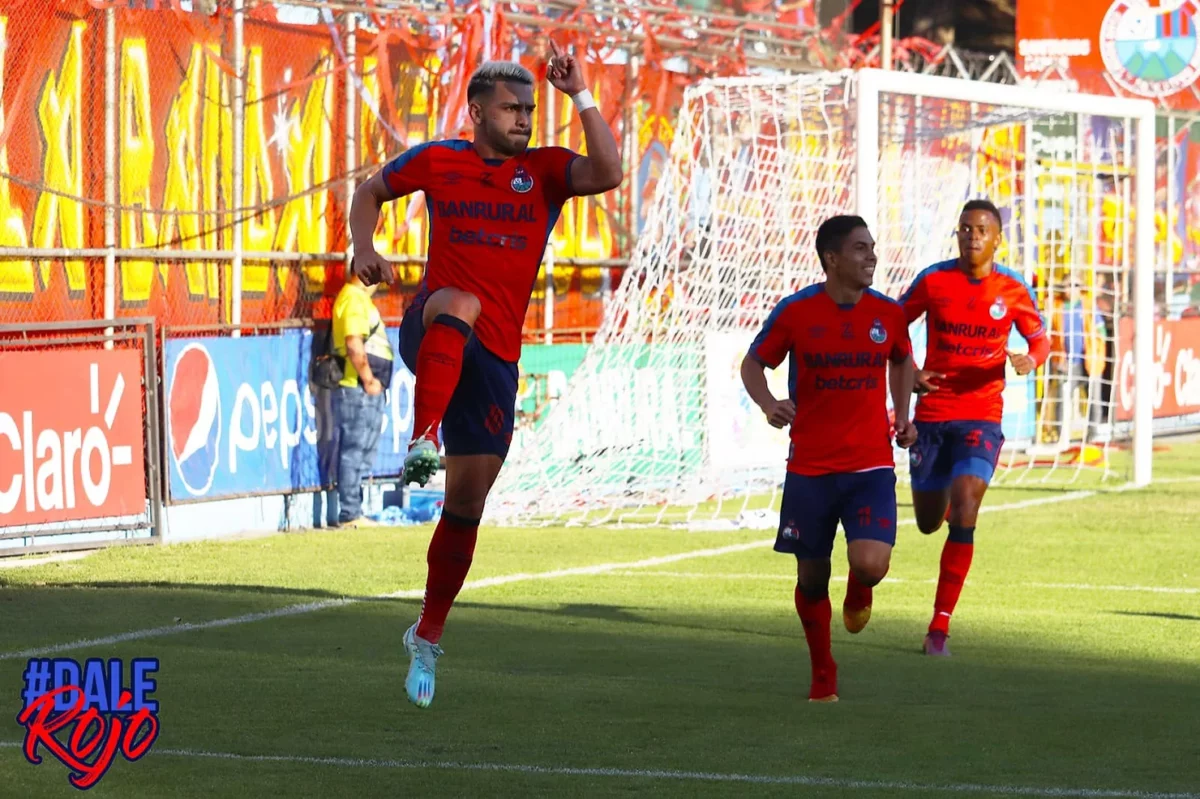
[839,472,897,634]
[794,579,838,702]
[794,557,837,699]
[923,480,983,654]
[843,537,892,635]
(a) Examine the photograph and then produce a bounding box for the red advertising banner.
[0,349,147,526]
[1017,0,1200,108]
[1115,316,1200,421]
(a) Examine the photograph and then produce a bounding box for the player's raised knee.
[426,288,482,328]
[917,517,944,535]
[852,564,888,587]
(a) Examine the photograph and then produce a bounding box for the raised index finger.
[548,38,562,59]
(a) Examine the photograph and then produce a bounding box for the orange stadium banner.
[1017,0,1200,108]
[0,0,659,333]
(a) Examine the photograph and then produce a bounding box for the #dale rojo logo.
[16,657,161,790]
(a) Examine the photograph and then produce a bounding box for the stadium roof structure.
[243,0,1021,78]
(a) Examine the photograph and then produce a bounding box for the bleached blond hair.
[467,61,535,101]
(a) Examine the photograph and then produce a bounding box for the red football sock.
[844,569,875,611]
[415,511,480,644]
[930,527,975,635]
[794,587,835,666]
[412,314,471,443]
[795,588,836,699]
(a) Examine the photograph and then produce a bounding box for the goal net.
[488,69,1157,528]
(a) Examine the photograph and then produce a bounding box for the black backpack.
[308,318,381,391]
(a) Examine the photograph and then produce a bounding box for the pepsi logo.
[168,344,221,496]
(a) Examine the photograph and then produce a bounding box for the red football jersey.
[380,140,580,362]
[900,260,1047,424]
[749,285,913,476]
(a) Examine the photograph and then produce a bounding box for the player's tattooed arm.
[349,173,396,286]
[740,355,796,429]
[547,40,623,195]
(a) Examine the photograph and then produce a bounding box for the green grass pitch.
[2,442,1199,798]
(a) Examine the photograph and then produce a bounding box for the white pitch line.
[0,741,1193,798]
[0,489,1144,662]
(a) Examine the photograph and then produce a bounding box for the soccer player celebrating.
[348,44,622,708]
[741,216,916,703]
[899,199,1049,657]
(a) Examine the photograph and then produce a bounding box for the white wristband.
[571,89,596,114]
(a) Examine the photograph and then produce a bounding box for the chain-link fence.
[0,1,652,334]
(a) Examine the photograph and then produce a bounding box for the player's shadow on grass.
[8,581,362,599]
[1109,610,1200,622]
[441,599,799,640]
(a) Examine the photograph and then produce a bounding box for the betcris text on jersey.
[163,330,414,501]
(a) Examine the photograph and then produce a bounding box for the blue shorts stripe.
[908,420,1004,492]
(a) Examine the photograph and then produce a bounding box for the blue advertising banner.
[163,329,415,502]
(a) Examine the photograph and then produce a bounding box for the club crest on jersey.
[989,297,1007,320]
[781,521,799,540]
[869,319,887,344]
[510,166,534,194]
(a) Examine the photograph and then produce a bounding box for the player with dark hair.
[899,199,1050,656]
[348,44,623,708]
[741,215,916,702]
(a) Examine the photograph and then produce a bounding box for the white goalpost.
[488,69,1158,528]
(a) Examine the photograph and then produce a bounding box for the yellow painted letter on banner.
[240,47,278,297]
[202,49,232,315]
[32,20,87,295]
[161,45,215,300]
[274,54,333,294]
[119,38,160,304]
[203,51,232,253]
[359,57,400,259]
[0,17,32,298]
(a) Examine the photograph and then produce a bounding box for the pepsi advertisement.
[163,330,414,502]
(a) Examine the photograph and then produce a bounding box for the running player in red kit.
[742,216,916,702]
[899,199,1050,657]
[348,45,622,708]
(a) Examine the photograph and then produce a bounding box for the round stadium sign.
[1100,0,1200,98]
